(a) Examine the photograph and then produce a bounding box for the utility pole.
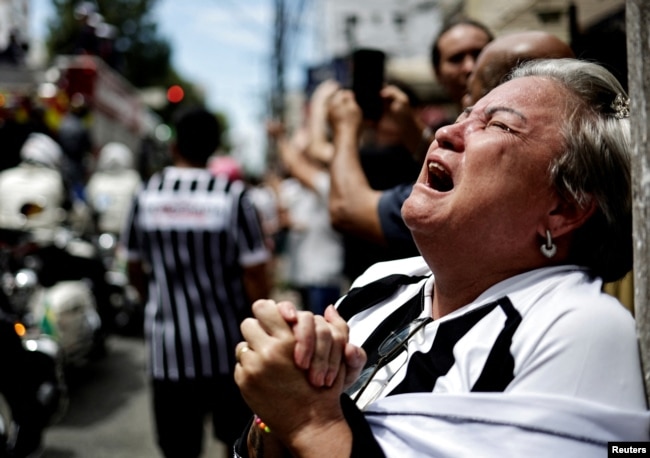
[271,0,287,123]
[626,0,650,404]
[267,0,287,169]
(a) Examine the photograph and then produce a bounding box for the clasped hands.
[233,299,366,444]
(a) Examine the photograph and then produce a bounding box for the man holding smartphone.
[326,17,493,284]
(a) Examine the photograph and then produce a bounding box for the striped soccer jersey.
[123,167,269,381]
[335,256,649,456]
[338,256,645,410]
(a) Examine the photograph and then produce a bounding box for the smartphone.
[351,49,385,121]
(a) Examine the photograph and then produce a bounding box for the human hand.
[235,299,347,442]
[265,119,286,140]
[289,127,310,153]
[381,85,415,124]
[327,89,363,133]
[306,80,340,165]
[379,84,428,155]
[310,79,341,117]
[381,85,424,137]
[276,302,366,389]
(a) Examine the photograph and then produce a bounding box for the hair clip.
[611,93,630,119]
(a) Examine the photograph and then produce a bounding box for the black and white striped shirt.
[333,256,649,456]
[123,167,270,381]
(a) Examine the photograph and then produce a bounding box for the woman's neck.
[430,265,532,319]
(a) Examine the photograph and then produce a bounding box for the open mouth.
[428,162,453,192]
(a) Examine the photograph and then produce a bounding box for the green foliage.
[46,0,173,88]
[43,0,229,135]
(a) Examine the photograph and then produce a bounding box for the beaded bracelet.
[254,415,271,433]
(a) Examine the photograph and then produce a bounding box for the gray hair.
[508,58,632,282]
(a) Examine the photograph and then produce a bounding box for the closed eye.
[487,121,512,132]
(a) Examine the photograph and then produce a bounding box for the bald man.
[463,30,575,108]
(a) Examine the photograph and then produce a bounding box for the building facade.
[307,0,626,102]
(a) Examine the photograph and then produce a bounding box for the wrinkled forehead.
[479,76,570,122]
[473,76,570,156]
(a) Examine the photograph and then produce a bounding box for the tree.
[44,0,207,122]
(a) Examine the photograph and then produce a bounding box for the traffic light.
[166,85,184,103]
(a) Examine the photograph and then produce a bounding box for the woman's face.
[402,76,569,264]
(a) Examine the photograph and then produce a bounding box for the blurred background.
[1,0,627,180]
[0,1,629,456]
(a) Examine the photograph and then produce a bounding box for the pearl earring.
[540,229,557,258]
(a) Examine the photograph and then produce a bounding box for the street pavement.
[41,334,228,458]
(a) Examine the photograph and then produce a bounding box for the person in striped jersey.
[233,59,649,457]
[122,106,272,458]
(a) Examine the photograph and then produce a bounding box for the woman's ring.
[236,344,250,363]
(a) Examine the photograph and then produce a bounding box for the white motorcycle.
[0,226,105,369]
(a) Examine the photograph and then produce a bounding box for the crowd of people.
[0,100,141,333]
[1,10,646,458]
[231,14,648,458]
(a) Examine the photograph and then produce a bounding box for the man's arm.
[327,90,385,245]
[306,79,339,165]
[267,121,323,194]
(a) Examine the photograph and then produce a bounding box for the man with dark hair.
[122,106,272,457]
[430,16,494,109]
[172,106,222,163]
